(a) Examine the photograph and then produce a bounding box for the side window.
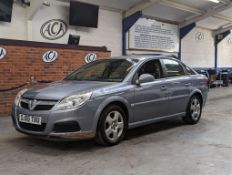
[138,60,163,79]
[163,59,185,77]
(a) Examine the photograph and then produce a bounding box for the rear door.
[161,58,192,115]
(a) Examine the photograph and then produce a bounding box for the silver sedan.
[12,55,208,146]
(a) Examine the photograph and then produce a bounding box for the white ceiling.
[197,16,229,30]
[61,0,232,31]
[220,7,232,16]
[60,0,141,10]
[171,0,216,11]
[143,3,194,23]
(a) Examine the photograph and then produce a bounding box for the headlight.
[53,92,92,111]
[14,89,28,106]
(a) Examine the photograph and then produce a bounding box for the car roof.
[110,54,178,62]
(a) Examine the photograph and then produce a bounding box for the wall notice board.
[128,18,179,53]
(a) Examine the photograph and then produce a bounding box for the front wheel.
[96,105,127,146]
[183,95,202,124]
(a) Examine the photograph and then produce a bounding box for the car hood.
[22,81,117,100]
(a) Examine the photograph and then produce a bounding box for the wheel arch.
[93,97,131,132]
[189,90,203,105]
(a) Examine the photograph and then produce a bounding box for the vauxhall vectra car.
[12,55,208,146]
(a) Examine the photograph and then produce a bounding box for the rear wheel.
[183,95,202,124]
[96,105,127,146]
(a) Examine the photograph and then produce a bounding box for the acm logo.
[40,19,67,40]
[0,47,6,60]
[42,51,58,63]
[195,32,204,41]
[85,53,97,63]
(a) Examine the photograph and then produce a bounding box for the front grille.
[19,122,46,132]
[21,101,29,109]
[34,105,54,111]
[20,98,57,111]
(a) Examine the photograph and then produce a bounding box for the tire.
[96,105,128,146]
[183,95,202,125]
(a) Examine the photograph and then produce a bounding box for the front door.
[132,59,170,123]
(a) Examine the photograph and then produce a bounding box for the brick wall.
[0,43,111,116]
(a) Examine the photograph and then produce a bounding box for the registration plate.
[19,114,42,125]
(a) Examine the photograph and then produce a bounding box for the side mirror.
[136,74,155,85]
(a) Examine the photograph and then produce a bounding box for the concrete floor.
[0,88,232,175]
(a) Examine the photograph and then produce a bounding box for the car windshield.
[64,59,134,82]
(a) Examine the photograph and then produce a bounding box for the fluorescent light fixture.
[208,0,220,3]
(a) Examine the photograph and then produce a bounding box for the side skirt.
[128,112,186,129]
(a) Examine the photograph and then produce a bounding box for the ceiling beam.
[160,0,202,15]
[180,2,232,27]
[221,0,232,4]
[213,24,232,36]
[142,14,179,24]
[160,0,232,24]
[27,0,44,20]
[56,0,123,13]
[213,14,232,23]
[124,0,162,18]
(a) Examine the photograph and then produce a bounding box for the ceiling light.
[43,1,50,6]
[208,0,220,3]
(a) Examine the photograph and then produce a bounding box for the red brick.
[0,45,111,116]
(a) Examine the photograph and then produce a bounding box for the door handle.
[172,81,180,84]
[185,83,192,87]
[161,86,167,91]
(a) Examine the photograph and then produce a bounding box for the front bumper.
[15,127,95,140]
[11,103,97,140]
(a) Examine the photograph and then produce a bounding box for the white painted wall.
[181,27,215,68]
[0,2,122,56]
[218,33,232,67]
[31,2,122,56]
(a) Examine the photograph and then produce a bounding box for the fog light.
[53,121,81,133]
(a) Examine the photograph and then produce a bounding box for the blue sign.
[42,50,58,63]
[0,47,6,60]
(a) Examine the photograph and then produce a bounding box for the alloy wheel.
[190,98,201,121]
[104,111,124,142]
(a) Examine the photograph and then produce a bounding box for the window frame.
[160,57,189,78]
[64,59,134,82]
[132,58,165,84]
[182,64,196,75]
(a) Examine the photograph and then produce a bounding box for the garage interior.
[0,0,232,175]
